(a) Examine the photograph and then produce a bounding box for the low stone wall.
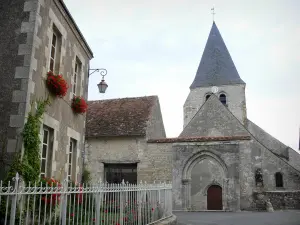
[253,191,300,211]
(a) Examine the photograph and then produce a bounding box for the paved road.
[174,211,300,225]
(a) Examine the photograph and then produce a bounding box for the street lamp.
[88,68,108,94]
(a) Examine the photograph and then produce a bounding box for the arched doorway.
[207,185,222,210]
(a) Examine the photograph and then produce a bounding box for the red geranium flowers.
[46,71,68,97]
[71,96,87,114]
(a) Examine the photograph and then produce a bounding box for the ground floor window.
[68,138,77,182]
[40,126,54,178]
[104,163,137,184]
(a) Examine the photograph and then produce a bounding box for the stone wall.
[183,84,247,128]
[25,0,92,182]
[180,94,249,138]
[239,139,300,211]
[252,191,300,210]
[0,0,92,182]
[140,143,173,183]
[84,139,173,184]
[85,137,144,183]
[146,97,166,139]
[0,0,34,178]
[246,119,289,158]
[288,148,300,171]
[172,141,242,211]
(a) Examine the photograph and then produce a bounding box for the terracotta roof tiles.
[86,96,157,138]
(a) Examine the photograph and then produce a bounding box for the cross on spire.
[211,7,215,21]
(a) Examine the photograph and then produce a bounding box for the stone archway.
[182,151,228,211]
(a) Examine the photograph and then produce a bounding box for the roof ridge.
[221,108,300,175]
[88,95,158,103]
[180,93,218,134]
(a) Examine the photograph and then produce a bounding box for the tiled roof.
[147,136,251,143]
[190,22,245,88]
[86,96,157,138]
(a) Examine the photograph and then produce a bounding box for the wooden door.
[207,185,222,210]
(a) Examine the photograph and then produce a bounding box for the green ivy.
[82,167,91,184]
[4,97,51,185]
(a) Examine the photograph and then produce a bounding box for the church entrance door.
[207,185,222,210]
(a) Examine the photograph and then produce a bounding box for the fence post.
[95,180,101,225]
[60,179,68,225]
[9,173,20,225]
[137,181,142,225]
[119,180,127,225]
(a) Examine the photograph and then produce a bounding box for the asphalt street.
[174,211,300,225]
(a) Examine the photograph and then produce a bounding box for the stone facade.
[83,21,300,212]
[85,96,169,183]
[183,84,247,128]
[253,191,300,210]
[172,141,242,211]
[0,0,93,182]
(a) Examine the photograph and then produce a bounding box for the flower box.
[46,71,68,98]
[71,96,87,114]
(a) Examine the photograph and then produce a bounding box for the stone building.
[85,21,300,211]
[85,96,169,183]
[0,0,93,182]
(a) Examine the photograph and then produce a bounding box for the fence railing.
[0,173,173,225]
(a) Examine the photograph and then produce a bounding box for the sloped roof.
[148,136,251,143]
[190,22,245,89]
[180,94,249,137]
[86,96,157,138]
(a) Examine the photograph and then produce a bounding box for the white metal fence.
[0,173,173,225]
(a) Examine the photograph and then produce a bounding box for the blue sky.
[65,0,300,150]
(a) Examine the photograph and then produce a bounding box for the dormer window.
[205,94,211,101]
[219,94,227,105]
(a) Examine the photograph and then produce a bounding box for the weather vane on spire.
[211,7,215,21]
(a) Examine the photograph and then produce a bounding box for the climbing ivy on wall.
[5,97,51,185]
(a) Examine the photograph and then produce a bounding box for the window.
[40,126,54,178]
[205,94,211,101]
[255,168,263,186]
[49,25,62,73]
[219,94,227,105]
[68,138,77,181]
[104,164,137,184]
[275,172,283,187]
[49,33,57,72]
[72,58,82,97]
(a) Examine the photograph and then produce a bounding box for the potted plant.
[71,96,87,114]
[46,71,68,98]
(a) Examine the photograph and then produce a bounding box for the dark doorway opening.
[104,163,137,184]
[207,185,223,210]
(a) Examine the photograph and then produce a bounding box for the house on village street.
[85,21,300,212]
[0,0,92,182]
[85,96,171,184]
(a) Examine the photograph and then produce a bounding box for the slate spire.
[190,22,245,89]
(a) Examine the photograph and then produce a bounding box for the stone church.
[85,22,300,211]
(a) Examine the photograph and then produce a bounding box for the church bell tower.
[183,22,247,128]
